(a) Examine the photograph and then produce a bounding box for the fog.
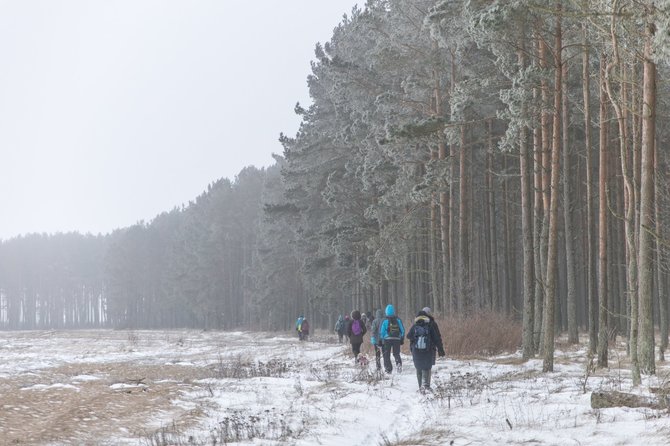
[0,0,358,240]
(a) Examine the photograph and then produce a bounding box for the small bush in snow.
[215,355,291,379]
[215,408,308,442]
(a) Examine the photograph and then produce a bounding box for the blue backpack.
[414,324,431,351]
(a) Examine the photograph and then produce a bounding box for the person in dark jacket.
[346,310,367,363]
[370,309,384,370]
[406,310,441,391]
[379,304,405,374]
[422,307,445,365]
[335,315,345,343]
[300,318,310,341]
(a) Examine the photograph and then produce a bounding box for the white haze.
[0,0,358,240]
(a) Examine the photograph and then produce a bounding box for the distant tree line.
[2,0,670,380]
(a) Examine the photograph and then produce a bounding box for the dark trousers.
[416,368,432,388]
[382,340,402,373]
[374,344,382,370]
[351,341,362,360]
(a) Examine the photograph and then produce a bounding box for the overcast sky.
[0,0,358,240]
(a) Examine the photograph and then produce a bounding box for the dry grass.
[438,311,522,357]
[0,362,213,445]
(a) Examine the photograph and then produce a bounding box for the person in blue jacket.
[379,304,405,374]
[295,315,304,340]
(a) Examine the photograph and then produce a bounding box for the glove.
[438,349,446,357]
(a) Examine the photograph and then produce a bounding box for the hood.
[414,315,430,324]
[351,310,361,320]
[385,304,396,317]
[337,315,343,321]
[375,309,383,320]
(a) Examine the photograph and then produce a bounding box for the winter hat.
[385,304,396,317]
[422,307,432,316]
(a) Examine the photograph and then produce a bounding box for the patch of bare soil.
[0,362,215,445]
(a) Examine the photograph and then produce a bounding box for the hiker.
[379,304,405,374]
[365,311,373,331]
[335,315,345,343]
[295,315,304,341]
[343,314,351,341]
[300,318,310,341]
[422,307,445,365]
[370,308,384,370]
[407,310,442,391]
[347,310,367,363]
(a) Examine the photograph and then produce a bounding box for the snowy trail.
[0,330,668,445]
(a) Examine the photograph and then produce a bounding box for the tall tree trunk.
[597,56,610,369]
[562,60,578,344]
[637,23,656,374]
[656,138,668,361]
[603,15,640,382]
[534,36,547,352]
[458,124,470,313]
[582,18,598,354]
[543,10,561,373]
[520,44,535,359]
[487,120,501,312]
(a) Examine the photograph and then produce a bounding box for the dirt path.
[0,361,216,445]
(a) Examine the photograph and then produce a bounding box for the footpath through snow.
[0,330,668,445]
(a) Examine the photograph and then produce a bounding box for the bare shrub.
[215,355,291,379]
[430,371,487,407]
[438,311,521,356]
[215,408,308,443]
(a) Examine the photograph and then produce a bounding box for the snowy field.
[0,330,669,445]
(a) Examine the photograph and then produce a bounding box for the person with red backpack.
[379,304,405,374]
[346,310,367,363]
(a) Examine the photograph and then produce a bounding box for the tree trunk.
[520,46,535,359]
[656,138,668,361]
[458,124,470,313]
[542,10,561,373]
[583,23,598,353]
[487,120,501,312]
[597,56,609,369]
[562,60,578,344]
[637,24,656,374]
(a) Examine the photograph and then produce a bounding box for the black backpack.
[387,317,401,338]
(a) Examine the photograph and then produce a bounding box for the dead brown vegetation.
[437,311,522,357]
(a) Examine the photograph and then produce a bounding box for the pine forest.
[3,0,670,382]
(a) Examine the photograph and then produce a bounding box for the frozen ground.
[0,329,668,445]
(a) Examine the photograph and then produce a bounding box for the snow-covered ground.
[0,329,668,445]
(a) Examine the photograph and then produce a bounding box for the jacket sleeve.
[379,320,387,339]
[346,321,352,337]
[431,323,445,355]
[399,318,406,338]
[406,325,414,343]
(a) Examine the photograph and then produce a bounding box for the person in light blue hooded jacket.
[379,304,405,374]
